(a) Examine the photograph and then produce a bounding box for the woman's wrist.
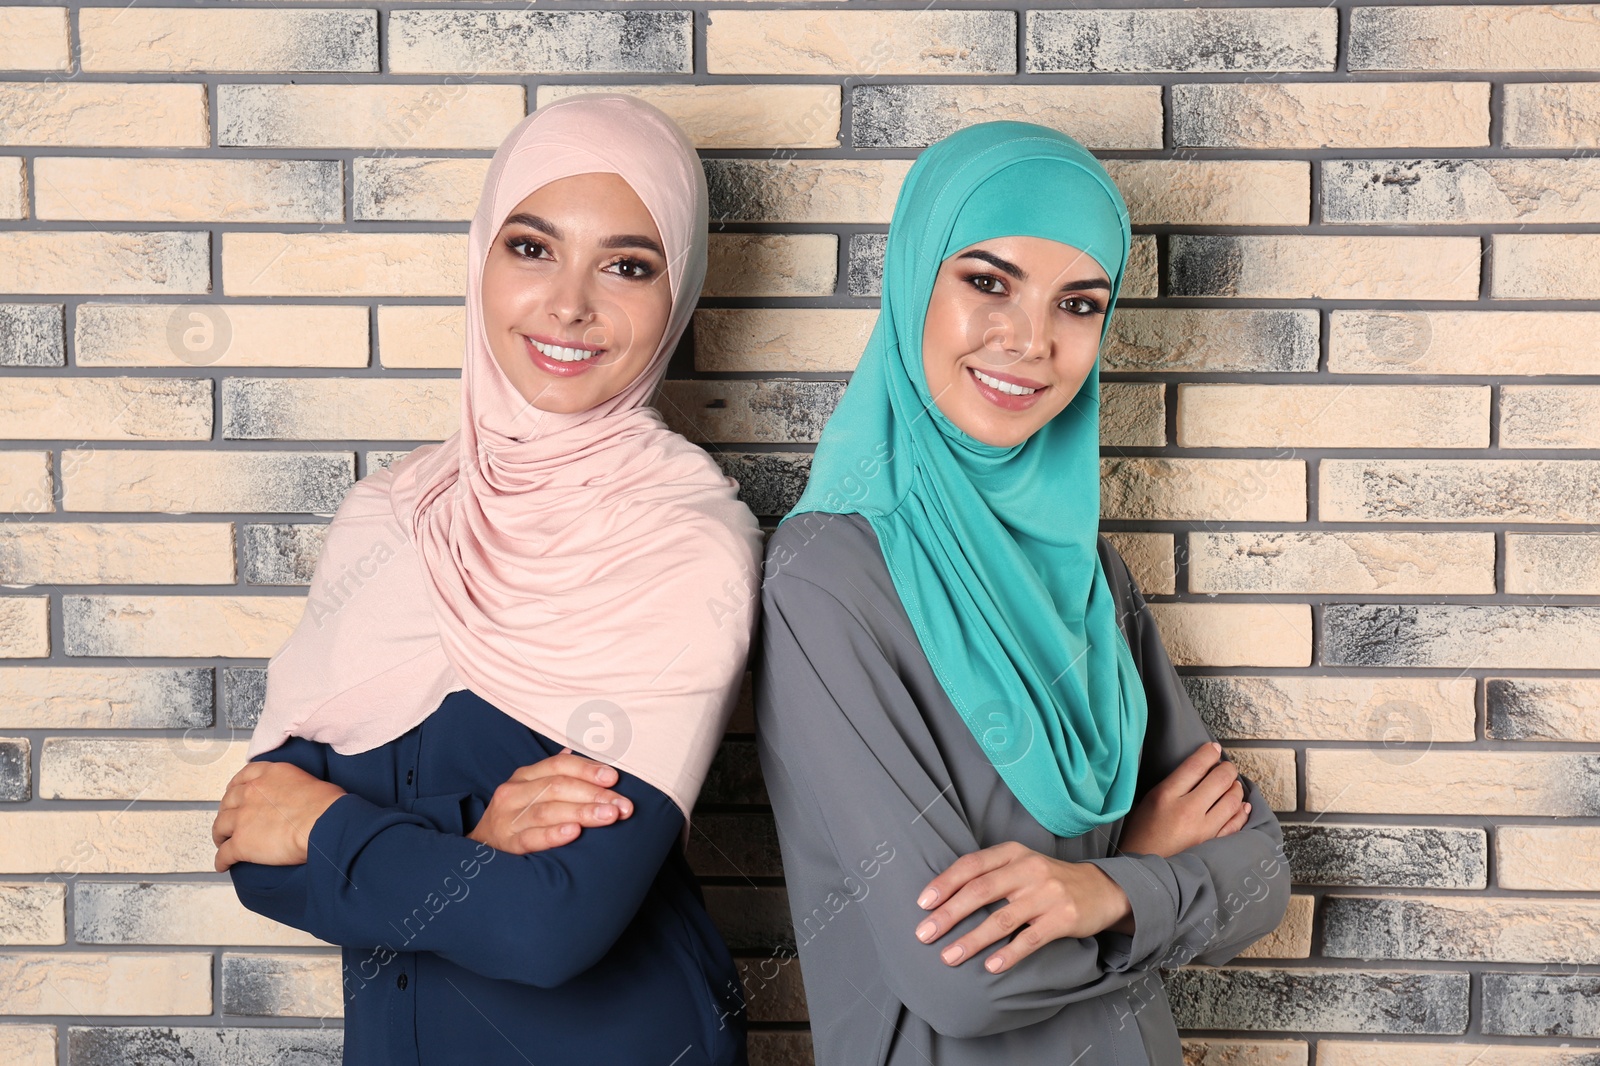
[1082,862,1136,936]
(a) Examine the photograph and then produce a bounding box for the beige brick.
[0,231,209,294]
[0,952,210,1015]
[77,882,324,947]
[63,450,353,513]
[1507,533,1600,594]
[658,380,838,444]
[1321,459,1600,524]
[1105,160,1310,226]
[1102,531,1175,596]
[219,83,525,149]
[692,309,877,372]
[63,595,303,658]
[0,810,216,874]
[1102,383,1166,448]
[707,9,1015,75]
[1177,384,1488,448]
[1102,457,1307,522]
[1505,82,1600,148]
[1501,385,1600,448]
[1331,310,1600,375]
[1030,8,1336,73]
[388,9,689,74]
[1125,235,1158,299]
[705,234,838,298]
[1494,234,1600,299]
[76,303,370,368]
[0,452,53,514]
[1238,893,1316,959]
[0,667,212,729]
[81,8,375,72]
[1187,675,1477,742]
[224,378,459,441]
[1173,82,1489,148]
[1326,894,1600,963]
[1189,532,1495,595]
[538,84,841,149]
[377,305,463,369]
[1351,5,1600,71]
[0,156,23,220]
[223,953,343,1018]
[40,737,247,801]
[1308,750,1600,815]
[1497,827,1600,891]
[0,82,208,147]
[35,157,341,223]
[1107,309,1320,374]
[1147,603,1313,667]
[0,599,47,659]
[224,232,464,297]
[0,523,233,585]
[0,883,65,945]
[1230,747,1299,813]
[1170,235,1481,300]
[0,1025,54,1065]
[1489,677,1600,742]
[353,156,488,222]
[1322,1043,1600,1066]
[0,378,211,440]
[1323,158,1600,225]
[709,158,911,224]
[851,83,1162,151]
[0,7,68,70]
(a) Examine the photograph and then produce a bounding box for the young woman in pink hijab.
[211,94,762,1065]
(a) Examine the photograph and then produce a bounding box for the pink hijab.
[248,94,763,827]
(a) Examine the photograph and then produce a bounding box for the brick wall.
[3,3,1600,1063]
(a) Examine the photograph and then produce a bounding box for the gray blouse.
[753,512,1291,1066]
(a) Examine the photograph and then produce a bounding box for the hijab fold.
[787,121,1147,838]
[249,94,763,828]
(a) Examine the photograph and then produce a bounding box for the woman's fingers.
[509,800,623,832]
[508,752,619,789]
[935,900,1036,968]
[509,822,583,855]
[916,841,1022,912]
[211,805,235,847]
[1159,741,1225,797]
[494,775,632,817]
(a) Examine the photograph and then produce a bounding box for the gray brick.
[388,10,691,75]
[712,453,812,519]
[223,668,267,730]
[1281,825,1486,889]
[241,523,328,585]
[1027,9,1336,73]
[847,233,886,297]
[697,738,766,806]
[687,812,783,879]
[0,304,65,367]
[1487,678,1594,740]
[1483,972,1600,1037]
[704,885,794,953]
[1169,235,1246,297]
[1166,967,1469,1034]
[68,1026,342,1065]
[0,738,30,801]
[1325,603,1600,672]
[657,381,845,445]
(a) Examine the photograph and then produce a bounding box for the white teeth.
[529,338,600,362]
[971,368,1040,396]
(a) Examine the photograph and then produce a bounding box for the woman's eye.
[968,273,1005,295]
[608,258,655,280]
[507,237,549,260]
[1062,295,1104,316]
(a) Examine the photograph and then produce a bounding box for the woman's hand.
[1118,740,1250,859]
[912,842,1134,974]
[467,748,635,855]
[213,761,347,871]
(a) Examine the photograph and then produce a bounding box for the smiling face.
[920,236,1113,448]
[479,171,673,415]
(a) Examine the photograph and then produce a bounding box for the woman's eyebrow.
[955,249,1109,291]
[501,212,665,258]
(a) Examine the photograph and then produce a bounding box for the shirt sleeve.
[1078,544,1293,974]
[755,569,1173,1042]
[227,743,683,988]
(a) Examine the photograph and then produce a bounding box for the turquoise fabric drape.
[784,121,1148,838]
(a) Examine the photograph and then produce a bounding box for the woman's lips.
[966,365,1046,411]
[524,334,605,377]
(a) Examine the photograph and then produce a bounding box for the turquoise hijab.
[785,121,1147,838]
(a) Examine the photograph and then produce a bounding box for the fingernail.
[915,921,935,942]
[560,824,577,836]
[618,800,632,816]
[941,945,963,964]
[985,956,1003,973]
[1211,742,1222,754]
[917,889,937,908]
[1244,803,1252,812]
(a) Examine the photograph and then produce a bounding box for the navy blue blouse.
[229,688,748,1066]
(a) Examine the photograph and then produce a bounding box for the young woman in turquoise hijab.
[754,121,1291,1064]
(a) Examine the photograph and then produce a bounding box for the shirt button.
[405,769,414,786]
[397,973,408,990]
